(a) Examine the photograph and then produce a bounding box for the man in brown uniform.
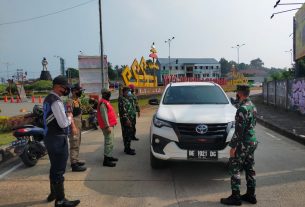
[66,83,86,172]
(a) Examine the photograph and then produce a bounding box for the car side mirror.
[230,97,237,105]
[149,98,159,105]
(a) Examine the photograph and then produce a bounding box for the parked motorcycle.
[10,105,47,167]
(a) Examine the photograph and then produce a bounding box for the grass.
[0,131,15,146]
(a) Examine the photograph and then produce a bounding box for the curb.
[256,117,305,145]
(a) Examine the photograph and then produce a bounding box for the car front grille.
[173,123,229,150]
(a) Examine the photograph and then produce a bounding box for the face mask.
[75,91,82,98]
[103,92,111,100]
[127,91,132,96]
[62,87,70,96]
[236,94,240,102]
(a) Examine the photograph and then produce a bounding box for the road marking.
[265,132,281,141]
[0,162,23,180]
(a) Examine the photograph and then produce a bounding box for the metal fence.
[263,78,305,114]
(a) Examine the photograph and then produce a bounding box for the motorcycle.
[10,105,47,167]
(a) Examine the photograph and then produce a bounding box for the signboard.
[295,4,305,60]
[78,55,108,94]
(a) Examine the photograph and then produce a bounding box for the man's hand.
[105,126,112,134]
[137,112,140,118]
[230,148,236,158]
[71,125,79,136]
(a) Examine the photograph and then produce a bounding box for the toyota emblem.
[195,124,208,134]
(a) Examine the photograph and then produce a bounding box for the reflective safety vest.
[97,98,117,129]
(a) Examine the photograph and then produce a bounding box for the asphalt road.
[1,105,305,207]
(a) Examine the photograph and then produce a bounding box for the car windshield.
[162,85,229,105]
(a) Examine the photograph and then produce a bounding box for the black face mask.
[62,87,70,96]
[102,92,111,100]
[236,94,240,101]
[75,91,83,98]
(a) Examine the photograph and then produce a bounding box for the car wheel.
[150,150,166,169]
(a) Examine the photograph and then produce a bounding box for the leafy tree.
[108,62,116,81]
[66,68,79,78]
[219,58,230,76]
[250,58,264,69]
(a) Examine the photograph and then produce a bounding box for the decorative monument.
[121,43,159,87]
[40,57,52,80]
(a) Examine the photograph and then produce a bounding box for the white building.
[157,58,221,83]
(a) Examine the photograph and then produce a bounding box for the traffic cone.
[10,96,14,103]
[38,96,42,104]
[32,96,35,103]
[4,96,8,103]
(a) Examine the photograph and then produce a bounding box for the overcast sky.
[0,0,301,79]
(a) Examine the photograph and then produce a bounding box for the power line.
[0,0,96,26]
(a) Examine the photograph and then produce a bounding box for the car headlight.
[153,116,172,128]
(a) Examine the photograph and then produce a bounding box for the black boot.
[108,157,119,162]
[131,137,139,141]
[76,161,85,166]
[241,188,257,204]
[53,182,80,207]
[103,156,116,167]
[47,181,56,202]
[124,147,136,155]
[71,163,87,172]
[220,190,242,206]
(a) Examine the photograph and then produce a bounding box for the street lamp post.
[165,37,175,75]
[285,49,293,68]
[99,0,106,89]
[231,44,245,67]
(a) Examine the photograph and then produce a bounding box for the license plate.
[187,150,218,160]
[11,140,27,147]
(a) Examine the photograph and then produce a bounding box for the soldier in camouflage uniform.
[118,86,136,155]
[66,84,87,172]
[128,84,140,141]
[221,85,258,206]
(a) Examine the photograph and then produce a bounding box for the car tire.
[150,150,166,169]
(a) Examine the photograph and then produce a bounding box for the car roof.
[168,82,217,87]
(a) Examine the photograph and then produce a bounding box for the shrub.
[24,80,52,91]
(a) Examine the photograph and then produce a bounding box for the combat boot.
[103,156,116,167]
[220,190,242,206]
[108,157,119,162]
[47,181,56,202]
[76,161,85,166]
[241,187,257,204]
[71,163,87,172]
[124,147,136,155]
[131,137,139,141]
[53,181,80,207]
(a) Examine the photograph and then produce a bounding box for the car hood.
[156,104,236,124]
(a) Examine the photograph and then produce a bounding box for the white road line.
[265,132,281,141]
[0,130,92,180]
[0,162,23,180]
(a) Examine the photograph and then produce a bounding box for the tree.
[66,68,79,78]
[219,58,230,76]
[108,62,116,81]
[250,58,264,69]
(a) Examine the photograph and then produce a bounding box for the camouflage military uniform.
[129,93,140,139]
[118,96,135,149]
[67,98,82,165]
[229,97,258,192]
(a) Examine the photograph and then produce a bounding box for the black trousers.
[44,134,68,183]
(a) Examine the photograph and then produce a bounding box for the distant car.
[149,82,236,169]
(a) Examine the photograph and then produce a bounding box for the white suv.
[150,82,236,168]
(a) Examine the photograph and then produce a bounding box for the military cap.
[71,83,84,91]
[236,84,250,92]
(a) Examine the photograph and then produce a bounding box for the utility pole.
[165,37,175,76]
[2,62,13,81]
[99,0,105,89]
